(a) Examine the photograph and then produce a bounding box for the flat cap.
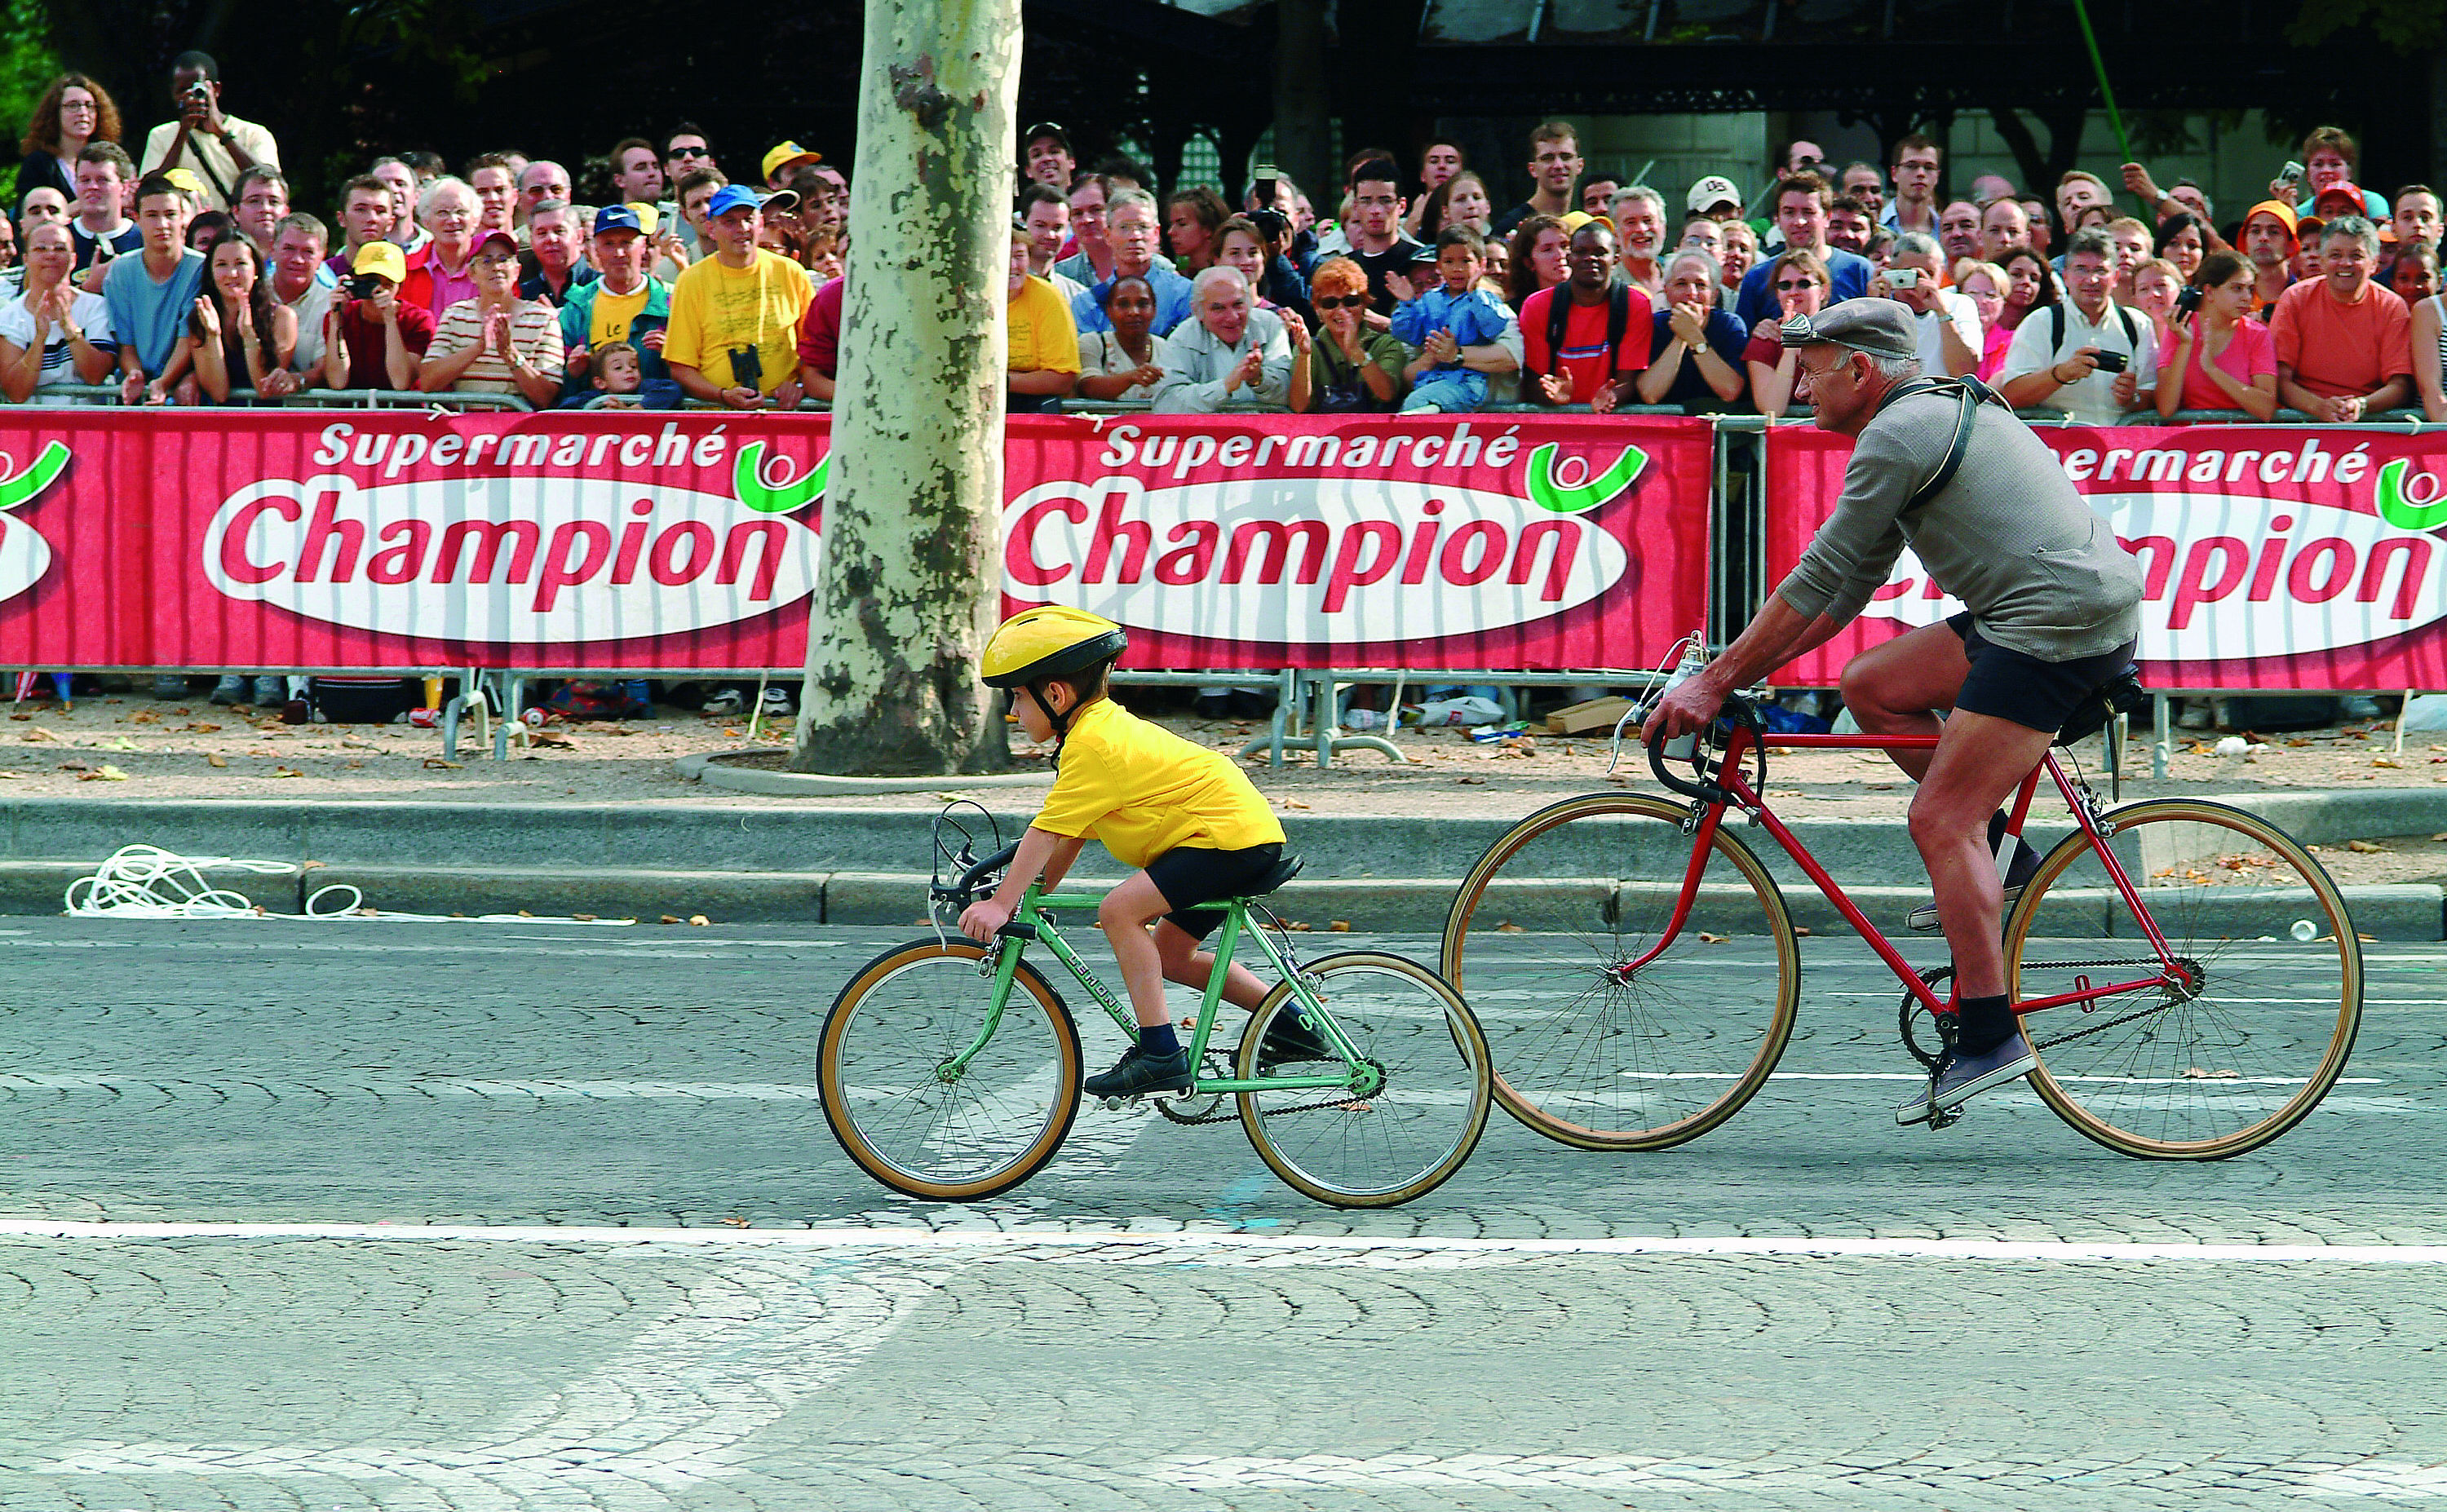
[1779,298,1918,361]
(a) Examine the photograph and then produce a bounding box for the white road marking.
[2297,1461,2447,1497]
[1614,1071,2386,1085]
[3,1221,2446,1265]
[31,1253,936,1495]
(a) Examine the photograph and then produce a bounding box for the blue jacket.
[556,276,680,409]
[1073,260,1196,338]
[1391,285,1511,358]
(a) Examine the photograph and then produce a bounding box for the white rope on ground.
[62,844,635,925]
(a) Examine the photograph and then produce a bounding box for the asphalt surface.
[1,917,2442,1510]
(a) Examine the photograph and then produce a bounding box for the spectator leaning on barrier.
[1388,223,1507,412]
[1151,265,1289,413]
[1952,259,2013,380]
[1885,135,1941,234]
[1734,173,1873,330]
[70,142,139,280]
[139,52,274,213]
[317,241,431,391]
[1878,231,1980,377]
[105,173,204,404]
[0,221,116,400]
[794,271,844,401]
[1074,273,1172,403]
[1286,254,1406,413]
[2270,214,2413,424]
[559,205,676,408]
[19,73,120,208]
[417,228,563,405]
[267,212,331,377]
[1523,218,1649,410]
[1998,226,2153,424]
[518,199,595,306]
[180,234,294,402]
[662,183,809,409]
[1005,224,1081,413]
[1073,188,1193,338]
[1610,184,1669,295]
[1492,121,1582,238]
[2156,248,2277,422]
[1637,248,1747,412]
[400,175,480,320]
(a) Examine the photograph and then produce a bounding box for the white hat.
[1687,175,1742,214]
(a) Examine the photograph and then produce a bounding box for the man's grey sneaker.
[1896,1032,2037,1125]
[1083,1044,1193,1099]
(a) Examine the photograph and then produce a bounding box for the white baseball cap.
[1687,175,1742,214]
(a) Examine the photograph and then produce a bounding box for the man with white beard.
[1608,184,1668,297]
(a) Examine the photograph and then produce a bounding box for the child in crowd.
[958,607,1305,1099]
[560,338,643,408]
[1389,224,1509,411]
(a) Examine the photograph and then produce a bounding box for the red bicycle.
[1440,679,2363,1160]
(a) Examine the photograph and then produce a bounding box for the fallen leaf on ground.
[269,767,303,778]
[2347,839,2385,853]
[184,722,221,733]
[20,726,55,742]
[1494,922,1524,932]
[127,711,158,724]
[78,764,128,781]
[423,758,462,770]
[2181,1067,2240,1079]
[1699,931,1729,944]
[573,913,597,922]
[2374,758,2402,769]
[0,769,16,779]
[1329,920,1352,931]
[1285,921,1313,931]
[7,713,27,721]
[661,914,683,924]
[1455,776,1485,785]
[720,1216,751,1228]
[1281,798,1312,809]
[688,914,710,926]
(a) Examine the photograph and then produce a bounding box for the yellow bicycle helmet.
[982,606,1129,689]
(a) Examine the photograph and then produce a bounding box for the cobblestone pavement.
[1,917,2442,1510]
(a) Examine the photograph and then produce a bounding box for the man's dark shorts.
[1145,842,1285,941]
[1947,611,2136,736]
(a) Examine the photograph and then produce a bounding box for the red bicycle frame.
[1651,723,2189,1020]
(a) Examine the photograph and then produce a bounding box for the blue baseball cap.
[592,203,643,236]
[704,183,761,220]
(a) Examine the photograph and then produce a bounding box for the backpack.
[1540,282,1636,378]
[2046,301,2142,360]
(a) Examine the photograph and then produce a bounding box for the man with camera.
[1998,227,2154,424]
[318,240,434,390]
[1876,232,1980,378]
[662,183,809,410]
[139,52,277,214]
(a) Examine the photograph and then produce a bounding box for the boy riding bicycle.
[958,607,1309,1099]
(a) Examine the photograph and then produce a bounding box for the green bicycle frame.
[941,878,1373,1096]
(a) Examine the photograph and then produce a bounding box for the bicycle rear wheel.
[1236,953,1492,1208]
[820,939,1083,1200]
[2006,800,2362,1160]
[1440,794,1801,1150]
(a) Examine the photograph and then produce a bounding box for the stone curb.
[674,752,1056,796]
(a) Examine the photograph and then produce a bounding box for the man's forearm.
[666,360,724,403]
[1697,591,1844,699]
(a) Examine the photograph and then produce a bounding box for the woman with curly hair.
[19,73,121,206]
[1504,211,1568,311]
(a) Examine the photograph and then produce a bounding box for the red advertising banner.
[0,409,1714,674]
[1763,424,2447,690]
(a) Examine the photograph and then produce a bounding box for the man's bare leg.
[1839,621,1971,782]
[1909,708,2056,1000]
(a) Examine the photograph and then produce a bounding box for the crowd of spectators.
[0,65,2427,424]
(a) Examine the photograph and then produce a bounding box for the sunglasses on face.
[1313,294,1369,310]
[1773,278,1820,291]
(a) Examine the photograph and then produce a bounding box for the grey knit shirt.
[1777,386,2144,661]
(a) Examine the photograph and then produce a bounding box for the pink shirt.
[2155,317,2277,409]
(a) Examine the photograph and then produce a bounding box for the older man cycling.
[1644,300,2144,1124]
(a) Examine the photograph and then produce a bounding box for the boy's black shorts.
[1145,842,1285,942]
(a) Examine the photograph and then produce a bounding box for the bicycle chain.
[1899,957,2199,1066]
[1154,1055,1387,1125]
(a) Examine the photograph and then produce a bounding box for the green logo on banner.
[1524,441,1646,515]
[733,440,828,514]
[2375,458,2447,531]
[0,440,70,511]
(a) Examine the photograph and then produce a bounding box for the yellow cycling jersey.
[1030,697,1285,868]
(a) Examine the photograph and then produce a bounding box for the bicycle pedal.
[1927,1103,1966,1130]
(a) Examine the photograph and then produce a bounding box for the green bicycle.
[819,806,1493,1209]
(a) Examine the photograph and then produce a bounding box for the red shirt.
[329,298,436,389]
[2155,317,2277,409]
[2268,276,2412,398]
[1520,284,1650,403]
[794,276,845,377]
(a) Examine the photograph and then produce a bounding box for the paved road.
[1,917,2441,1510]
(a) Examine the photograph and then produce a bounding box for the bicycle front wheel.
[820,939,1083,1200]
[2007,800,2362,1160]
[1236,953,1492,1209]
[1440,794,1801,1150]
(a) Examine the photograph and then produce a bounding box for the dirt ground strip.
[3,685,2445,886]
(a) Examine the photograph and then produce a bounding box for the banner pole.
[2068,0,2144,214]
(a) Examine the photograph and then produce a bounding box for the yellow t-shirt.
[662,249,812,394]
[1007,274,1082,375]
[588,284,651,348]
[1033,698,1285,869]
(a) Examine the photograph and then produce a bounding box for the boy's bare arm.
[958,826,1084,943]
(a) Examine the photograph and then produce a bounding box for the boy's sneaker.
[209,675,247,705]
[1082,1044,1193,1099]
[1252,1011,1336,1069]
[1895,1032,2037,1125]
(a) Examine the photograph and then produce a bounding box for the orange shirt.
[2268,276,2413,398]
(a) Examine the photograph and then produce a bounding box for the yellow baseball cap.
[351,241,406,283]
[162,167,208,198]
[622,201,660,235]
[760,141,821,183]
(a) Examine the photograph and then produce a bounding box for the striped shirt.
[0,290,118,389]
[427,298,564,394]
